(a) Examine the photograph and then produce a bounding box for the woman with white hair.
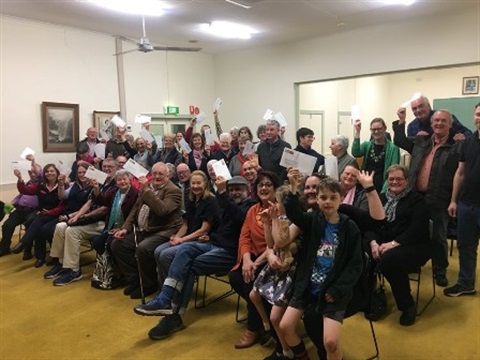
[329,135,358,178]
[211,132,236,167]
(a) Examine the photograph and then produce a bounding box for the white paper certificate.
[135,115,151,124]
[279,148,317,176]
[324,156,339,180]
[85,166,108,184]
[204,129,215,146]
[178,138,192,154]
[93,143,106,159]
[99,130,110,141]
[111,115,126,128]
[57,161,71,176]
[139,129,155,143]
[213,98,223,111]
[196,112,207,124]
[243,140,255,155]
[263,109,274,121]
[11,160,31,171]
[212,159,232,180]
[124,159,149,179]
[20,147,35,160]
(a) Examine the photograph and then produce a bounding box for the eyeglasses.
[257,182,273,188]
[387,177,406,182]
[370,128,384,133]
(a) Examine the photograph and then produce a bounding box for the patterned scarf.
[384,186,411,222]
[106,188,127,230]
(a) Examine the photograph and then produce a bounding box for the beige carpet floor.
[0,241,479,360]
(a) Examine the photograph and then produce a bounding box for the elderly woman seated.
[340,165,368,211]
[369,164,430,326]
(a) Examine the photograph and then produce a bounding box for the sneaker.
[444,284,476,297]
[399,305,416,326]
[259,329,275,347]
[53,269,83,286]
[435,275,449,287]
[133,295,173,316]
[263,350,287,360]
[148,314,185,340]
[44,262,64,279]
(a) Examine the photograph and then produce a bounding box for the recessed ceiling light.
[380,0,415,5]
[87,0,170,16]
[199,21,257,40]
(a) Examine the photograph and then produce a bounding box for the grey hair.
[332,135,349,150]
[433,109,453,124]
[266,119,280,128]
[219,132,232,142]
[115,169,131,180]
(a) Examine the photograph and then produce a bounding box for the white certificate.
[212,159,232,180]
[11,160,31,171]
[178,138,192,154]
[139,129,155,143]
[57,161,71,176]
[351,104,361,124]
[279,148,317,177]
[135,115,151,124]
[196,112,207,124]
[93,143,106,160]
[263,109,274,121]
[85,166,108,184]
[111,115,126,128]
[20,147,35,160]
[243,140,255,155]
[124,159,149,179]
[154,135,163,145]
[213,97,223,111]
[274,112,288,127]
[324,156,339,180]
[204,129,215,146]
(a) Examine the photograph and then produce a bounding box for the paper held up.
[178,138,192,154]
[57,161,71,176]
[243,140,255,156]
[279,148,316,177]
[85,166,108,185]
[135,115,151,124]
[213,98,223,111]
[139,129,155,143]
[212,159,232,181]
[324,156,339,180]
[263,109,274,121]
[11,160,31,171]
[195,112,207,124]
[123,159,149,179]
[93,143,106,160]
[20,147,35,160]
[274,112,288,127]
[111,115,126,128]
[204,129,215,146]
[351,104,361,124]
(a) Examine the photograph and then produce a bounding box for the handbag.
[364,269,387,321]
[91,236,121,290]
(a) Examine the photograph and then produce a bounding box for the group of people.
[1,96,479,360]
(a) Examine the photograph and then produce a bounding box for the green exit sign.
[165,106,179,115]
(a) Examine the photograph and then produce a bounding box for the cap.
[228,176,249,187]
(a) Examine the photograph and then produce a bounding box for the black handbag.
[365,270,387,321]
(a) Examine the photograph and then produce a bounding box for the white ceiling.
[0,0,477,53]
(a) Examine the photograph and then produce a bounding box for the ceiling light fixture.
[200,21,257,39]
[87,0,170,16]
[379,0,415,5]
[225,0,252,9]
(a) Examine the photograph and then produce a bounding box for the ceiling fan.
[114,15,202,56]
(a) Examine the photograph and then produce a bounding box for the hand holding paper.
[212,159,232,181]
[20,147,35,160]
[213,98,223,111]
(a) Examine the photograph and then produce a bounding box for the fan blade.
[152,46,202,52]
[116,35,140,46]
[113,48,140,56]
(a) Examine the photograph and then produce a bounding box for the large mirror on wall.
[296,62,480,155]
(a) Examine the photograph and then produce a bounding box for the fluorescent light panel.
[200,21,257,40]
[379,0,415,5]
[87,0,169,16]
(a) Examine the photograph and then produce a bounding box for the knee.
[249,289,259,303]
[323,335,339,354]
[278,318,292,338]
[270,310,282,328]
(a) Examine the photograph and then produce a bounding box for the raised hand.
[357,170,374,189]
[397,107,407,123]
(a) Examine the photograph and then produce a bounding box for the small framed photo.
[462,76,479,95]
[41,102,79,152]
[93,110,120,139]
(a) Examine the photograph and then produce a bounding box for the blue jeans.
[456,201,480,288]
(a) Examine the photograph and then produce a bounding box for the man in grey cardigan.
[111,162,183,299]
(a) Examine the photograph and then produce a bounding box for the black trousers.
[0,208,36,251]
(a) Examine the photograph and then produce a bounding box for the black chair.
[194,273,236,309]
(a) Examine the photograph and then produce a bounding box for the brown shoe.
[234,330,259,349]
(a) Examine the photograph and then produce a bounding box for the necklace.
[369,145,386,163]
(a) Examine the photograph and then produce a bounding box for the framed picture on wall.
[462,76,479,95]
[41,102,79,152]
[93,110,120,140]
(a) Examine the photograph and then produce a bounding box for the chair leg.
[414,266,436,316]
[235,294,247,323]
[365,319,380,360]
[449,237,455,256]
[194,274,235,309]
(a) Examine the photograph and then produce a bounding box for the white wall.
[213,6,480,146]
[0,16,215,191]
